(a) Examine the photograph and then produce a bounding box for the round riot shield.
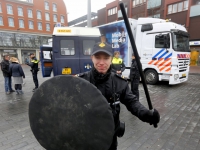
[29,75,115,150]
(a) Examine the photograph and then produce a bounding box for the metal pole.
[87,0,92,27]
[119,3,157,127]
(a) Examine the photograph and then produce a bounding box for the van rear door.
[52,36,80,76]
[40,46,53,77]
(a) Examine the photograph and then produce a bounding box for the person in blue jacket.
[9,57,25,94]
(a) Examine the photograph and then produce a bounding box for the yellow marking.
[57,29,71,33]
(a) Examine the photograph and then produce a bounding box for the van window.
[83,40,96,55]
[155,34,170,48]
[60,40,75,55]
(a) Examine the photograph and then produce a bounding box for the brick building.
[0,0,67,64]
[70,0,200,65]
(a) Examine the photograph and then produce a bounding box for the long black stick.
[119,3,157,127]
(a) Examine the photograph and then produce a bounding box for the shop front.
[190,41,200,66]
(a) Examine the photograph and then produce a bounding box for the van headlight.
[174,74,179,80]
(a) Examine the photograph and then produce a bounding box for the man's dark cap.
[29,53,34,56]
[91,42,113,56]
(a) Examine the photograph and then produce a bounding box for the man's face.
[115,52,120,58]
[91,52,112,74]
[4,55,10,61]
[30,54,34,59]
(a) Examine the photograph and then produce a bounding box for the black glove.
[141,109,160,128]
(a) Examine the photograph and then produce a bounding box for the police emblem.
[99,42,105,47]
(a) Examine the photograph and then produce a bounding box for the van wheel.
[145,69,158,85]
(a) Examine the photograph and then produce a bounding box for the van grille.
[178,59,190,72]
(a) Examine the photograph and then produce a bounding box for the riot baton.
[119,3,157,128]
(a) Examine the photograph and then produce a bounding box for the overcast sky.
[63,0,115,22]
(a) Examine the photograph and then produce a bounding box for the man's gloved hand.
[141,109,160,128]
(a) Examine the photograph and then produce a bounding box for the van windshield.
[172,33,190,52]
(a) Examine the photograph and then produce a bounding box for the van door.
[52,36,80,76]
[40,46,53,77]
[79,37,100,73]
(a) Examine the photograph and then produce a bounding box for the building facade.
[70,0,200,65]
[0,0,67,64]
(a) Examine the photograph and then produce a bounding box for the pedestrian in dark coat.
[130,54,140,100]
[9,57,25,94]
[0,54,15,94]
[76,42,160,150]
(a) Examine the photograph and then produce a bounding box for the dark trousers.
[131,78,140,100]
[32,72,39,88]
[15,84,22,90]
[108,136,117,150]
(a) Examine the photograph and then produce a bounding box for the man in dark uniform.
[130,54,140,100]
[111,51,126,75]
[76,42,160,150]
[26,53,39,92]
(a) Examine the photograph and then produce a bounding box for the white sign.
[190,41,200,45]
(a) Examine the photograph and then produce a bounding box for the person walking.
[76,42,160,150]
[0,54,15,94]
[26,53,39,92]
[9,57,25,94]
[130,54,140,100]
[111,51,126,75]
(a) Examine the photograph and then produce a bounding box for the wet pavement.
[0,65,200,150]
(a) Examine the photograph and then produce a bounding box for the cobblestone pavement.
[0,65,200,150]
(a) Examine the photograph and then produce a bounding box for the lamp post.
[87,0,92,27]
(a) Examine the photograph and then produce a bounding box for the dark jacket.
[9,62,25,78]
[26,57,39,71]
[111,57,126,73]
[130,59,140,80]
[1,59,11,77]
[77,67,150,125]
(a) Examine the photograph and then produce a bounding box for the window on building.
[28,9,33,18]
[61,15,65,23]
[38,22,42,30]
[45,13,50,21]
[61,40,75,55]
[172,4,177,13]
[45,1,49,10]
[8,17,14,27]
[27,0,33,3]
[0,16,3,26]
[7,5,13,14]
[18,7,23,16]
[29,20,34,29]
[37,11,42,19]
[19,19,24,28]
[108,7,117,16]
[53,3,57,12]
[178,3,183,12]
[168,5,172,14]
[53,14,57,22]
[168,0,188,14]
[0,4,2,13]
[133,0,146,7]
[46,23,50,31]
[83,40,96,55]
[183,0,188,10]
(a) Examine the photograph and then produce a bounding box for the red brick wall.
[0,0,67,35]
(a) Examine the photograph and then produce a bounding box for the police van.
[40,27,101,77]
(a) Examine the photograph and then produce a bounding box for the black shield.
[29,75,115,150]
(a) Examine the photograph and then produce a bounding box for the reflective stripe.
[31,60,39,63]
[112,57,123,64]
[109,101,120,105]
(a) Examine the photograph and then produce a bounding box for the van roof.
[53,27,101,37]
